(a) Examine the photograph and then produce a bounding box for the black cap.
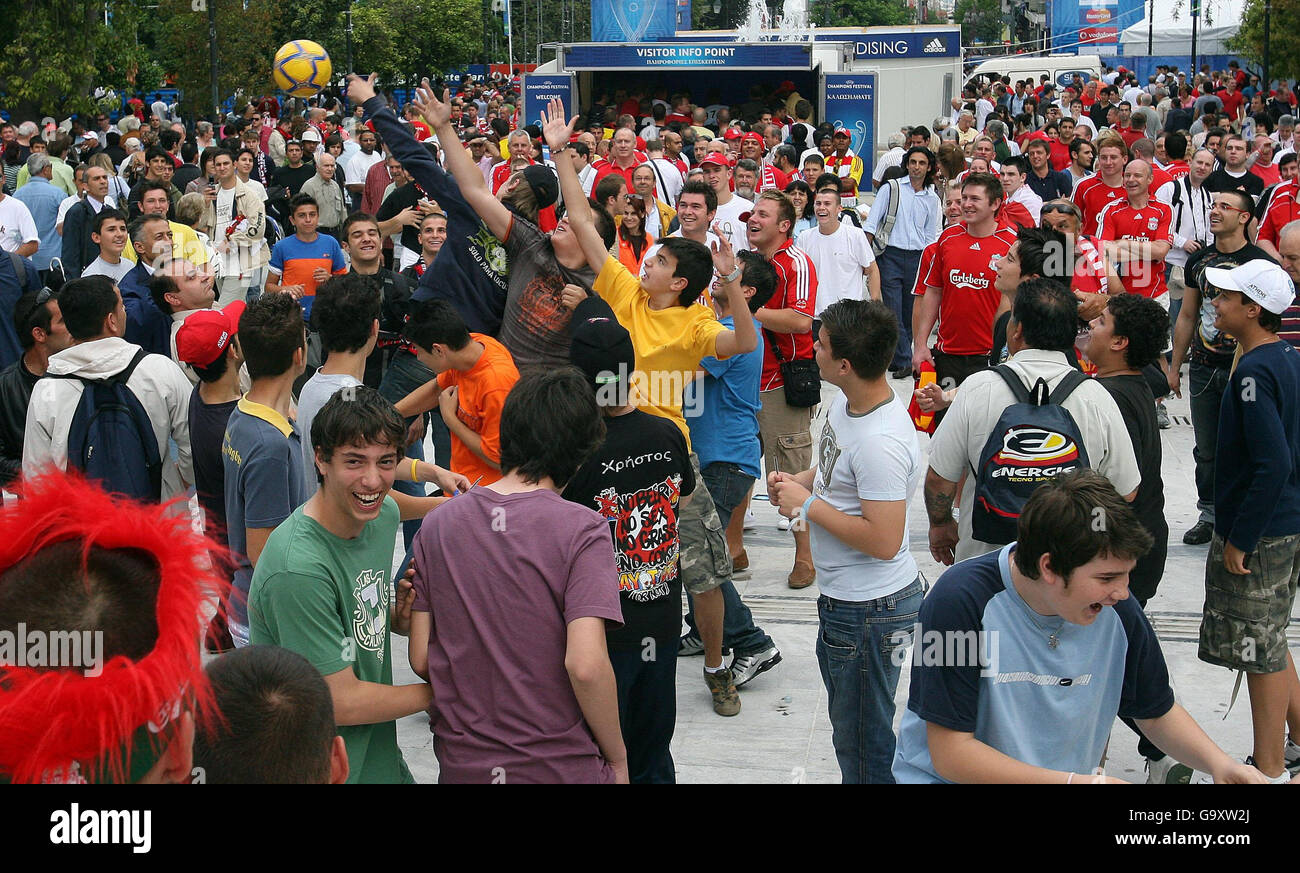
[568,297,635,403]
[522,164,558,209]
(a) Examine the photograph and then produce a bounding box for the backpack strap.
[993,364,1032,405]
[7,251,25,289]
[1047,368,1088,405]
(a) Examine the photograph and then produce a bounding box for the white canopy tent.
[1119,0,1246,55]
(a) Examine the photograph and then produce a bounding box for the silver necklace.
[1019,598,1067,649]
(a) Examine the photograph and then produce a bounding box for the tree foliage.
[954,0,1004,44]
[1229,0,1300,83]
[0,1,164,117]
[352,0,484,88]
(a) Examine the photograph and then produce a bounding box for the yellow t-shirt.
[123,221,208,267]
[594,256,727,449]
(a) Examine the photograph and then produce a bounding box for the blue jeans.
[877,247,923,371]
[1189,360,1230,525]
[609,646,677,784]
[682,462,774,656]
[816,579,924,784]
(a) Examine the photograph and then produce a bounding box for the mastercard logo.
[1085,8,1111,23]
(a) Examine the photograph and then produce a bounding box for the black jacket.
[0,356,40,485]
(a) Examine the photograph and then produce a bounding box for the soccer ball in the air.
[272,41,333,98]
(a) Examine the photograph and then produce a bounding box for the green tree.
[352,0,483,88]
[157,0,281,117]
[822,0,916,27]
[1229,0,1300,83]
[0,1,164,117]
[954,0,1004,44]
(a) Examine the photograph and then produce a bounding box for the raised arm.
[541,98,613,273]
[406,79,513,240]
[708,228,758,357]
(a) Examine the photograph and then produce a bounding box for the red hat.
[723,126,744,141]
[741,131,764,144]
[698,152,732,169]
[779,80,797,92]
[176,301,245,368]
[832,123,850,136]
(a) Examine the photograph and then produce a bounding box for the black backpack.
[971,366,1090,545]
[52,348,163,501]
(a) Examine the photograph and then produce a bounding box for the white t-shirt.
[811,391,920,601]
[0,196,39,252]
[81,256,133,283]
[214,186,237,243]
[647,157,684,207]
[796,222,875,316]
[927,349,1142,563]
[344,150,384,188]
[296,371,363,500]
[712,195,753,253]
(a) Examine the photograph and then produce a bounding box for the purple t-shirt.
[410,487,624,784]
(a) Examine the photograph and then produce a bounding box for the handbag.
[764,327,821,408]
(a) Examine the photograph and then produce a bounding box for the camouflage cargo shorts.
[678,452,730,596]
[1199,532,1300,674]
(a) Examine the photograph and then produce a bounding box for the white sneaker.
[777,516,791,531]
[743,508,756,531]
[1145,755,1193,784]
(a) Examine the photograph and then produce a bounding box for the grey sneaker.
[704,667,741,716]
[1285,739,1300,776]
[1156,400,1171,429]
[731,646,782,687]
[679,633,704,656]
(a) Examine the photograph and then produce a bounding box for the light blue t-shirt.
[810,391,920,601]
[295,371,363,501]
[685,314,763,479]
[893,544,1175,783]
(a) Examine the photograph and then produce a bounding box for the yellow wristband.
[410,458,420,483]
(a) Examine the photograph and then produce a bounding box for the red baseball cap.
[698,152,732,169]
[176,302,245,368]
[832,123,851,136]
[723,127,744,141]
[741,131,764,145]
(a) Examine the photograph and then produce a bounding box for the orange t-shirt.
[436,333,519,486]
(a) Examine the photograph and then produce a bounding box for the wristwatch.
[717,264,742,284]
[551,143,570,154]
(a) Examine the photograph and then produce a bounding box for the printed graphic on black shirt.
[594,474,683,601]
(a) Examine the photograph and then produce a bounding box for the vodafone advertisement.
[1078,0,1117,44]
[1052,0,1142,52]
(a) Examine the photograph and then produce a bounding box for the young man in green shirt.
[248,387,434,783]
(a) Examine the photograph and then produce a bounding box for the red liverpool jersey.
[1097,198,1174,298]
[920,224,1018,356]
[761,238,819,390]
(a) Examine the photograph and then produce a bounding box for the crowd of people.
[0,58,1299,785]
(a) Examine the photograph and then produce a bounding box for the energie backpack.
[971,365,1089,545]
[52,348,163,501]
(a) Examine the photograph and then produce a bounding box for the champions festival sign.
[822,73,877,184]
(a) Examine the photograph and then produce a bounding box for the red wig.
[0,470,228,783]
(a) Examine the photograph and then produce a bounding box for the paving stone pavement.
[391,371,1300,784]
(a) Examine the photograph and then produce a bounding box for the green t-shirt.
[248,497,415,784]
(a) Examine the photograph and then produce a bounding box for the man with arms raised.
[542,98,760,716]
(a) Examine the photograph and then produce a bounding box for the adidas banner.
[849,30,959,59]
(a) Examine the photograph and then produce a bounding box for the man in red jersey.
[1073,133,1128,234]
[747,189,819,589]
[913,173,1018,407]
[1259,179,1299,261]
[1099,159,1174,301]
